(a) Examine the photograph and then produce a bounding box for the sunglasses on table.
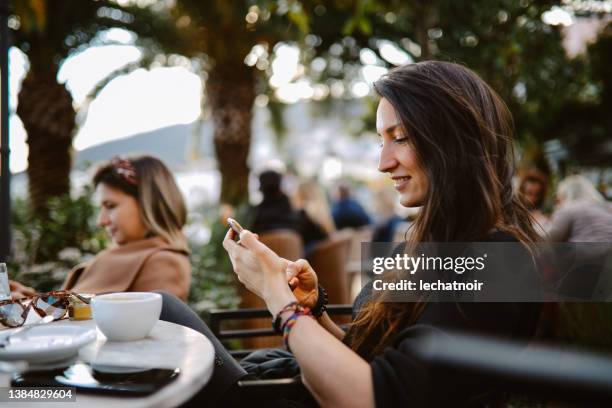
[0,291,90,328]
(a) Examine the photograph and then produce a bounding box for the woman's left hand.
[223,228,296,316]
[9,280,36,299]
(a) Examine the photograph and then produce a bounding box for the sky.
[8,29,203,173]
[7,28,389,174]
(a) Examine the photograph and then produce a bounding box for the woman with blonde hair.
[547,174,612,242]
[294,180,336,235]
[292,180,335,253]
[62,155,192,300]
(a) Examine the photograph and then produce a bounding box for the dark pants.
[156,292,249,405]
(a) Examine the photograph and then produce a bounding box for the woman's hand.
[287,259,318,309]
[223,228,296,316]
[9,280,36,299]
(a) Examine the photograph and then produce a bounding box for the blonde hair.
[294,180,336,234]
[557,175,604,205]
[93,155,189,252]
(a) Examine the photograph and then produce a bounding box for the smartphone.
[227,218,244,236]
[12,362,180,396]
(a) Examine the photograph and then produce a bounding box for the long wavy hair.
[345,61,540,359]
[93,155,189,252]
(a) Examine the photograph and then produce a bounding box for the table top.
[0,319,215,408]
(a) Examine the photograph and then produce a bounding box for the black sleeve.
[370,302,540,407]
[370,325,433,407]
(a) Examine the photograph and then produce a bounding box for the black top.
[250,193,301,234]
[250,195,329,253]
[297,209,328,249]
[332,198,372,229]
[352,231,541,407]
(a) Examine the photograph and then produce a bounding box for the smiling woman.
[376,98,428,208]
[147,61,543,407]
[59,155,192,301]
[221,61,542,407]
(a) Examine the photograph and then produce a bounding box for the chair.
[239,230,304,349]
[344,226,374,301]
[258,229,304,261]
[411,329,612,405]
[306,230,353,305]
[209,304,353,360]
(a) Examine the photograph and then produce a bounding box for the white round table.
[0,319,215,408]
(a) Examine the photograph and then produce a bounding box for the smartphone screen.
[12,362,180,395]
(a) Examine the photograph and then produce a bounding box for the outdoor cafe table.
[0,319,215,408]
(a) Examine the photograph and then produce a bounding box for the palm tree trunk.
[17,69,76,215]
[414,1,436,60]
[207,63,256,206]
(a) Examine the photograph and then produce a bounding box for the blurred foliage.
[546,21,612,168]
[7,187,107,292]
[311,3,563,121]
[14,1,609,207]
[188,220,240,314]
[188,204,253,316]
[300,1,610,170]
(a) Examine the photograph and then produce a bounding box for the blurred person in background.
[10,156,192,301]
[519,169,550,234]
[547,174,612,242]
[331,183,372,230]
[61,155,192,300]
[250,170,301,234]
[292,180,335,253]
[371,187,416,242]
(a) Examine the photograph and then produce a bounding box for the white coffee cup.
[91,292,162,341]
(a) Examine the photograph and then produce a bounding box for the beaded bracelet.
[311,284,328,318]
[281,307,313,352]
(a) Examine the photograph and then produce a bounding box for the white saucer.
[0,324,97,363]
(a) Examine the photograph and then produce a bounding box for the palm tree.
[12,0,150,215]
[142,1,309,206]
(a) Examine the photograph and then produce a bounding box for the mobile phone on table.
[227,218,244,238]
[12,361,179,395]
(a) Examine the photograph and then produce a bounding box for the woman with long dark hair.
[221,61,541,407]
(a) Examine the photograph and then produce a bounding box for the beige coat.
[63,236,191,301]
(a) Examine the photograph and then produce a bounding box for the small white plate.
[0,324,96,363]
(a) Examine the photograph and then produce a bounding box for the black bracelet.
[311,284,328,318]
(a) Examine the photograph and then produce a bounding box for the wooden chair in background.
[306,230,353,307]
[344,226,374,301]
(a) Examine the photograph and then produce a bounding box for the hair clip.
[110,156,138,186]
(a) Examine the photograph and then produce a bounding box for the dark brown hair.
[346,61,539,359]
